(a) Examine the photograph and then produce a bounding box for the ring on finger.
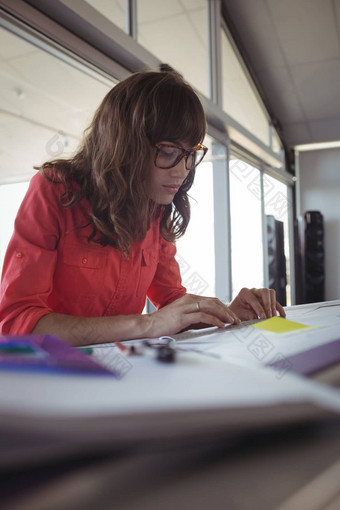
[196,301,200,312]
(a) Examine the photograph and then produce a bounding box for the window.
[221,29,270,146]
[176,136,216,297]
[272,130,283,154]
[0,26,116,273]
[84,0,126,33]
[0,27,115,183]
[0,183,29,272]
[136,0,209,97]
[229,158,264,297]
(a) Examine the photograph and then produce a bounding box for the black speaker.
[266,215,287,306]
[304,211,324,303]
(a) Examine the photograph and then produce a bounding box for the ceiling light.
[295,141,340,151]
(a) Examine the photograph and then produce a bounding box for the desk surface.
[1,301,340,450]
[1,301,340,509]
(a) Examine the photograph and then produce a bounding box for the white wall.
[299,148,340,300]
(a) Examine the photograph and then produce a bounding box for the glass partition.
[176,135,216,297]
[0,27,115,184]
[229,157,264,297]
[136,0,209,97]
[0,26,116,273]
[272,130,283,154]
[0,182,29,273]
[84,0,126,32]
[221,28,270,146]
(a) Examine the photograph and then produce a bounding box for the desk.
[1,301,340,509]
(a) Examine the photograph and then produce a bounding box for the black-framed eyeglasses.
[154,143,208,171]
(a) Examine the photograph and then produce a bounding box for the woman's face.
[147,141,191,205]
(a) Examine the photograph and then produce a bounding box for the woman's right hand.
[145,293,241,337]
[31,294,241,346]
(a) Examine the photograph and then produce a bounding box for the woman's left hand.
[229,287,286,321]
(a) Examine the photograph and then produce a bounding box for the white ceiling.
[223,0,340,147]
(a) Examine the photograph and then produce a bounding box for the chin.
[153,196,174,206]
[163,198,175,206]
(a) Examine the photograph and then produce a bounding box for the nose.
[169,156,190,178]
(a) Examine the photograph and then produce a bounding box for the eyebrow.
[159,142,195,151]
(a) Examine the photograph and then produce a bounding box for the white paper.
[174,300,340,370]
[0,301,339,422]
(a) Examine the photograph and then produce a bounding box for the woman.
[0,71,285,345]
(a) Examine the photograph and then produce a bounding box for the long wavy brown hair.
[41,71,206,255]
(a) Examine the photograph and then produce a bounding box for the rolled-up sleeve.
[0,174,62,334]
[147,236,186,309]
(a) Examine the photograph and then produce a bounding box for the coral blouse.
[0,173,186,335]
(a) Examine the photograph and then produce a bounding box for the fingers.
[151,289,286,338]
[251,288,274,318]
[276,300,286,318]
[149,294,242,337]
[185,295,241,325]
[184,311,226,329]
[237,288,266,319]
[232,288,284,320]
[251,288,286,318]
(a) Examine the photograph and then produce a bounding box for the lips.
[163,185,180,194]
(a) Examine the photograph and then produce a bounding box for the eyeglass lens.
[186,150,205,170]
[156,145,205,170]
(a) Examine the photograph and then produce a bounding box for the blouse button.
[82,257,88,264]
[16,251,23,258]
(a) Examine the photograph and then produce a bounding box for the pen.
[115,341,142,355]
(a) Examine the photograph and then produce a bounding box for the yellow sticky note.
[251,316,312,333]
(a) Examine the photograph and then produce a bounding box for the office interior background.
[0,0,339,307]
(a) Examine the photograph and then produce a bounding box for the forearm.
[32,312,154,346]
[31,292,243,345]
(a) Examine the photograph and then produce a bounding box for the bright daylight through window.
[0,27,116,273]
